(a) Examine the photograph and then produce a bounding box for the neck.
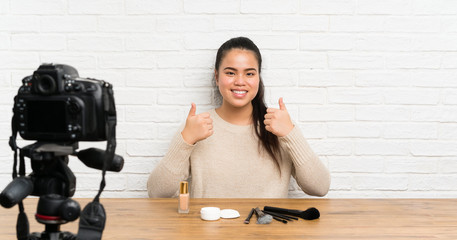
[216,102,253,125]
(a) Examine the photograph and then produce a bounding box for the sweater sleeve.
[147,130,194,198]
[279,126,330,197]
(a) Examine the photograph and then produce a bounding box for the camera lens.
[36,74,57,95]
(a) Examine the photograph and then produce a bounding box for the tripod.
[2,139,121,240]
[1,142,81,240]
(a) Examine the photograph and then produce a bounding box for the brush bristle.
[256,214,273,224]
[301,207,320,220]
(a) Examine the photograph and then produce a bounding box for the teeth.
[233,90,247,94]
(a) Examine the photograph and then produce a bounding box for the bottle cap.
[179,181,188,194]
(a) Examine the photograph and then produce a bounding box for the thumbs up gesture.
[181,103,214,145]
[264,98,294,137]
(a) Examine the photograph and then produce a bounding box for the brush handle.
[263,210,298,221]
[271,216,288,224]
[244,208,255,224]
[264,206,302,217]
[254,207,265,217]
[264,206,320,220]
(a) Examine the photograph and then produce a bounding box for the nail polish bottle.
[178,181,189,214]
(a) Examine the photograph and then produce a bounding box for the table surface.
[0,198,456,239]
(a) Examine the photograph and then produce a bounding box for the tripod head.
[1,142,123,210]
[0,141,124,240]
[0,142,77,209]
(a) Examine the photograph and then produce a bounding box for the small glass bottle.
[178,181,189,214]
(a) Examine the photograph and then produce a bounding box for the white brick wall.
[1,0,456,199]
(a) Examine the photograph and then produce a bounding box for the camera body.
[14,63,109,142]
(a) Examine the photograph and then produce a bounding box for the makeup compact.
[200,207,220,221]
[200,207,240,221]
[220,209,240,218]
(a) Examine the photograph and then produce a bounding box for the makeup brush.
[262,210,288,224]
[271,216,287,224]
[244,208,255,224]
[263,206,320,220]
[263,210,298,221]
[254,207,272,224]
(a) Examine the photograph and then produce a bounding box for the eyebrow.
[223,67,258,72]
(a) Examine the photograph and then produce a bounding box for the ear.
[214,70,219,86]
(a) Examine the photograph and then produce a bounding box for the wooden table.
[0,198,456,239]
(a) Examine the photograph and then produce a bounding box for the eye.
[247,72,256,77]
[225,71,235,76]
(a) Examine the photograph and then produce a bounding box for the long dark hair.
[214,37,281,171]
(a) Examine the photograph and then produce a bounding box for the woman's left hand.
[264,97,294,137]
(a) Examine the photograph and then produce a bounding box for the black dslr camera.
[0,64,123,240]
[16,63,109,141]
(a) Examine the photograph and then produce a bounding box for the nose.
[234,74,246,85]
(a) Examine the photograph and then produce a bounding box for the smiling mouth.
[232,90,247,94]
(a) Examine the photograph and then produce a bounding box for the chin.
[228,100,253,109]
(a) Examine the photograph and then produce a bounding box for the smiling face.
[215,48,260,112]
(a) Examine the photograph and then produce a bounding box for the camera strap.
[9,100,19,179]
[9,101,30,240]
[77,82,116,240]
[95,82,117,202]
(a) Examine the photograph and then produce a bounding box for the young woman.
[147,37,330,198]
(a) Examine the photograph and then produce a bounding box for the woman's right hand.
[181,103,213,145]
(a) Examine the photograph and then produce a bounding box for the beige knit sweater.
[147,109,330,198]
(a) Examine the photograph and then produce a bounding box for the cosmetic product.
[200,207,220,220]
[178,181,189,214]
[263,206,320,220]
[200,207,240,221]
[254,207,272,224]
[244,208,255,224]
[263,210,298,221]
[220,209,240,219]
[270,215,288,224]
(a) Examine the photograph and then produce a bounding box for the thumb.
[279,97,287,110]
[188,103,196,117]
